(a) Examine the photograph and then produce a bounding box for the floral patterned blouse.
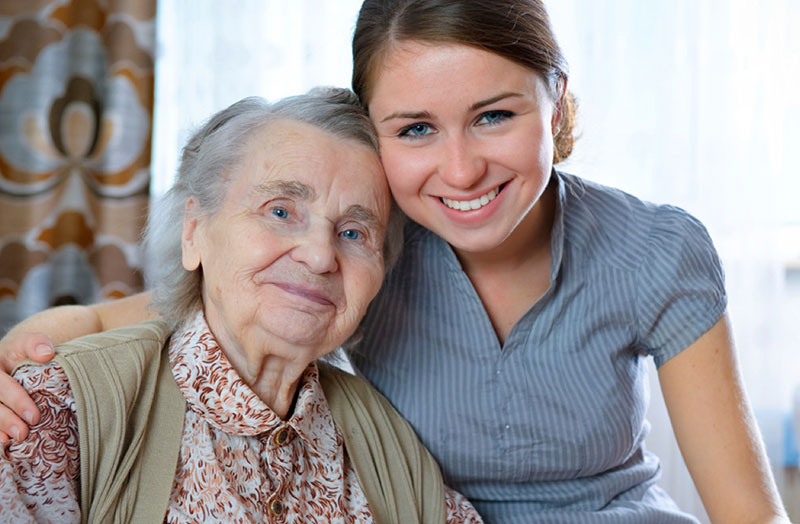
[1,312,483,523]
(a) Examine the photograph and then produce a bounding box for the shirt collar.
[168,310,339,459]
[549,168,567,283]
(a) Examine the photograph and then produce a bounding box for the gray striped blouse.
[349,171,727,523]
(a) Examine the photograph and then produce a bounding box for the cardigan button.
[269,495,284,518]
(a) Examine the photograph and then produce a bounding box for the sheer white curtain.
[153,1,800,520]
[151,0,364,196]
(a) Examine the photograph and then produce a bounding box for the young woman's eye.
[477,110,514,126]
[398,122,433,138]
[270,207,289,219]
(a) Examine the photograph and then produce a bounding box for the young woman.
[0,1,790,522]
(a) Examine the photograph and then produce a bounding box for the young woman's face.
[368,42,558,255]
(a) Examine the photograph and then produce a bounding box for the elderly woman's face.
[182,119,391,359]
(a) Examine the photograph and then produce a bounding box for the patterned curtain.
[0,0,155,334]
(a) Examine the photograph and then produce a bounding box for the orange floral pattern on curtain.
[0,0,155,333]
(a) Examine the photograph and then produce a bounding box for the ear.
[551,74,568,134]
[181,197,203,271]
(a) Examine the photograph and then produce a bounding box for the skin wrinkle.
[186,120,389,419]
[253,179,316,202]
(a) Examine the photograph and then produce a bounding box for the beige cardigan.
[19,320,446,524]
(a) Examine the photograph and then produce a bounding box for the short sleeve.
[636,205,727,367]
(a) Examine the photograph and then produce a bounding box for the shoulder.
[49,319,174,406]
[317,361,379,399]
[317,362,403,426]
[555,173,731,361]
[54,319,172,360]
[557,171,716,272]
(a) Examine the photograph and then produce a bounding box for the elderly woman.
[0,88,482,523]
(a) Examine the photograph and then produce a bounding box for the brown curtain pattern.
[0,0,155,333]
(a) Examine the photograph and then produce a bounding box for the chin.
[438,226,513,255]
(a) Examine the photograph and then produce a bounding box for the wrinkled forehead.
[235,119,390,219]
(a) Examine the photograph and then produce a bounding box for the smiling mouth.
[440,184,504,211]
[272,282,334,307]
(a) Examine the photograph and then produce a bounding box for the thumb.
[0,332,55,372]
[27,333,55,363]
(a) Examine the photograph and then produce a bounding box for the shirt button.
[504,424,511,430]
[273,427,290,446]
[268,495,284,518]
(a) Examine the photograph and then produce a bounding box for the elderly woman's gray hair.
[144,87,404,327]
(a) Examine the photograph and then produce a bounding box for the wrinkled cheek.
[360,270,385,302]
[208,270,258,320]
[342,276,382,326]
[337,309,369,346]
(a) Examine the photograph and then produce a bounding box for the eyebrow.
[342,204,382,230]
[252,180,315,201]
[379,110,432,123]
[379,92,523,123]
[469,92,523,111]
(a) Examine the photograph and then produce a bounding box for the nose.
[439,135,487,189]
[290,227,339,274]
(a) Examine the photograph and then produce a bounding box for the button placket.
[263,424,292,521]
[496,356,513,442]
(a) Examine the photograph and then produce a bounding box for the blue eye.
[340,229,361,241]
[478,110,513,126]
[399,122,432,138]
[271,207,289,219]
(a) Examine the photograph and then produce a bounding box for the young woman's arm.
[659,313,791,523]
[0,291,156,444]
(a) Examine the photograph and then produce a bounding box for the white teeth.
[442,188,499,211]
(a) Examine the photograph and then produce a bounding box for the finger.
[0,332,55,372]
[24,334,55,364]
[0,406,29,443]
[0,370,40,432]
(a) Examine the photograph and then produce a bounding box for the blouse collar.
[168,310,339,460]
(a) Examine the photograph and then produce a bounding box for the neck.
[451,180,557,344]
[226,349,310,419]
[205,312,317,419]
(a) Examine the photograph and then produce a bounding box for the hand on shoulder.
[0,329,55,445]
